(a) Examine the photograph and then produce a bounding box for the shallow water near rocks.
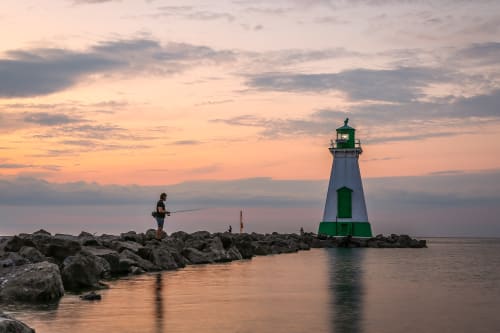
[4,238,500,333]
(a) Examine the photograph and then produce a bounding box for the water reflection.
[154,273,164,333]
[327,249,365,333]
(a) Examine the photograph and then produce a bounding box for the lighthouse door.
[337,187,353,218]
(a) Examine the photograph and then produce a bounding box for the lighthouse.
[318,118,373,238]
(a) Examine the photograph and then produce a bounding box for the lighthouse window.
[340,133,349,140]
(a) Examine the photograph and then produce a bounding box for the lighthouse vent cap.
[336,117,355,130]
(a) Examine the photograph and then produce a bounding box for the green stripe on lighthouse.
[318,222,373,238]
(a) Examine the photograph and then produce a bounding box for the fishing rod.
[170,208,206,214]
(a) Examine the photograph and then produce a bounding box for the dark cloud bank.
[1,170,499,236]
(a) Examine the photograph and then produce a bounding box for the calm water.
[4,238,500,333]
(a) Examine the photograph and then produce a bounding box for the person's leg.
[156,218,164,239]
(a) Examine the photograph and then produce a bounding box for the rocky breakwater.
[1,230,426,304]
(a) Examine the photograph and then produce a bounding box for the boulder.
[33,229,51,236]
[109,240,144,254]
[120,231,144,244]
[82,246,120,274]
[182,247,212,265]
[119,249,157,271]
[80,291,101,301]
[148,246,178,270]
[19,246,46,263]
[118,258,136,274]
[170,231,190,241]
[3,236,26,252]
[34,235,81,261]
[226,246,243,261]
[232,234,254,259]
[129,266,145,275]
[78,232,101,247]
[96,234,120,248]
[61,253,103,290]
[0,252,28,267]
[0,311,35,333]
[0,261,64,302]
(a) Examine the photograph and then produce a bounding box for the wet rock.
[119,249,157,271]
[129,266,145,275]
[0,311,35,333]
[80,291,101,301]
[182,247,212,265]
[82,246,120,274]
[61,253,103,290]
[232,234,254,259]
[0,261,64,302]
[148,246,178,270]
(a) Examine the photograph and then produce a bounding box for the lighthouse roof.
[336,118,355,131]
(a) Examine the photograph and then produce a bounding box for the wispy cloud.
[246,67,451,102]
[213,89,500,142]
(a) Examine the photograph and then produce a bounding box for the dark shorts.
[156,217,165,228]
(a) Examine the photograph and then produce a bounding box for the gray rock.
[3,236,26,252]
[80,291,101,301]
[149,246,178,270]
[120,231,144,244]
[118,258,136,274]
[33,229,51,236]
[0,261,64,302]
[170,231,190,241]
[61,253,102,290]
[109,240,144,254]
[182,247,212,265]
[19,246,46,263]
[129,266,145,275]
[232,234,254,259]
[82,246,120,274]
[119,249,157,271]
[0,311,35,333]
[0,252,28,267]
[35,235,81,261]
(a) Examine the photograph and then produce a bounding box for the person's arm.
[157,206,171,216]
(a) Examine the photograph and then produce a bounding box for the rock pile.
[0,229,426,304]
[0,311,35,333]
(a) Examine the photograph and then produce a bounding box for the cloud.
[154,6,235,22]
[72,0,119,4]
[0,176,325,206]
[213,89,500,142]
[246,67,450,102]
[454,42,500,66]
[0,163,33,169]
[23,112,84,126]
[171,140,203,145]
[0,39,234,98]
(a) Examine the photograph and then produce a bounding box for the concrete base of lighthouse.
[318,221,373,238]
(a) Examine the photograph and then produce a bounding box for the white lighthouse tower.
[318,118,373,238]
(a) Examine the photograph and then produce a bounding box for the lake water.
[4,238,500,333]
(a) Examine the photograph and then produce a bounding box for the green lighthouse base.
[318,221,373,238]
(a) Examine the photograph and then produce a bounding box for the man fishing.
[155,192,170,240]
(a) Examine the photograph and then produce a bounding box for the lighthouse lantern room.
[318,118,373,238]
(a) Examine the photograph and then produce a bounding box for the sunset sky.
[1,0,499,236]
